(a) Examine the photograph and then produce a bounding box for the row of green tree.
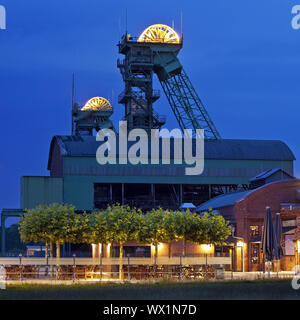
[19,203,231,260]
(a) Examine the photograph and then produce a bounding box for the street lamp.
[127,254,131,281]
[202,244,212,266]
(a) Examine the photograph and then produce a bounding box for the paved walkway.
[224,271,295,280]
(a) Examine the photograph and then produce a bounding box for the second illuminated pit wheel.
[81,97,112,111]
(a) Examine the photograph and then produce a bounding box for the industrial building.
[0,24,296,269]
[197,179,300,272]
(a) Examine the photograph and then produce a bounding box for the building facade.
[197,179,300,271]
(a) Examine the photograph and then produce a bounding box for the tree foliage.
[19,203,78,258]
[89,210,110,245]
[18,203,231,261]
[137,208,165,258]
[196,212,231,245]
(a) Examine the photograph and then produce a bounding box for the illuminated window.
[250,243,260,264]
[249,226,259,239]
[285,235,295,256]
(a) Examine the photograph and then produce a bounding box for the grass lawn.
[0,279,299,300]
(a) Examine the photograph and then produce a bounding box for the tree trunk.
[110,243,113,257]
[49,241,54,277]
[100,243,103,280]
[168,241,172,259]
[56,241,60,259]
[119,243,124,280]
[45,242,49,276]
[49,241,53,258]
[155,244,158,259]
[45,242,49,259]
[168,241,172,277]
[183,237,187,257]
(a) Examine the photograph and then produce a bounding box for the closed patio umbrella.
[274,212,284,276]
[261,207,278,278]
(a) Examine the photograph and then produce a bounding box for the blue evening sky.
[0,0,299,214]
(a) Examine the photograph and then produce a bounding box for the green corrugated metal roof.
[48,135,295,169]
[249,168,295,182]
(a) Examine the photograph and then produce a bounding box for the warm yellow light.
[201,244,212,253]
[297,240,300,253]
[137,24,180,44]
[92,243,97,258]
[158,243,164,252]
[151,243,164,252]
[237,241,244,248]
[81,97,112,111]
[107,243,111,257]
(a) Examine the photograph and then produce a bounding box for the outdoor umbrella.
[179,203,196,211]
[274,212,284,275]
[261,206,278,277]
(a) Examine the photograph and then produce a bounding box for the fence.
[0,256,231,266]
[0,256,231,281]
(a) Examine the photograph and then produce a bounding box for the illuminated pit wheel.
[81,97,112,111]
[137,24,180,44]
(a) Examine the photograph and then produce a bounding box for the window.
[250,243,260,264]
[112,246,151,258]
[183,184,209,205]
[249,226,259,239]
[285,235,295,256]
[94,183,122,209]
[214,245,231,257]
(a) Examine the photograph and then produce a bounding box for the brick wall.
[234,179,300,271]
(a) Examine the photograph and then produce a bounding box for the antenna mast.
[125,8,128,34]
[180,10,183,37]
[71,73,75,135]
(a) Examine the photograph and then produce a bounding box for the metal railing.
[0,256,231,281]
[0,264,221,281]
[0,256,232,266]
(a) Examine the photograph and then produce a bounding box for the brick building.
[197,179,300,271]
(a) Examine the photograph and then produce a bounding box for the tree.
[203,212,231,244]
[89,210,111,260]
[137,208,165,259]
[194,212,231,245]
[104,204,141,279]
[19,203,78,259]
[19,205,54,259]
[171,209,200,257]
[161,210,179,259]
[45,203,77,258]
[64,211,91,245]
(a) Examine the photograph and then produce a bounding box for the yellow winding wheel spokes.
[137,24,180,44]
[81,97,112,111]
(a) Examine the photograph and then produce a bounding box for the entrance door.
[250,243,260,271]
[236,247,243,272]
